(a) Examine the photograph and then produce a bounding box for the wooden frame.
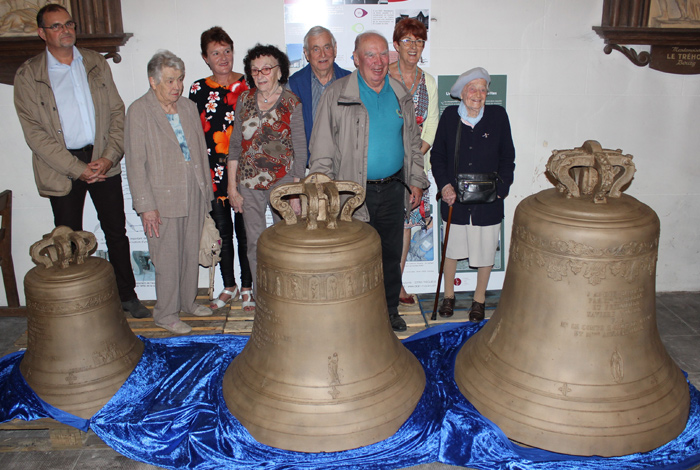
[593,0,700,74]
[0,0,131,85]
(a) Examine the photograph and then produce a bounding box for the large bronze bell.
[21,227,144,419]
[223,173,426,452]
[455,141,689,456]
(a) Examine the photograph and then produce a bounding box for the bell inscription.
[223,174,426,453]
[454,141,690,457]
[20,227,144,419]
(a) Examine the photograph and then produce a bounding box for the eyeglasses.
[399,38,426,48]
[250,65,279,76]
[42,20,77,32]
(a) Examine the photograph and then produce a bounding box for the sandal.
[241,289,256,312]
[399,294,417,306]
[210,286,240,309]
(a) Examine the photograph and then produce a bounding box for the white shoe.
[241,289,256,313]
[155,319,192,334]
[192,305,213,317]
[210,286,240,309]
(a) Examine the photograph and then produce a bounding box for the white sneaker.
[155,319,192,334]
[192,305,213,317]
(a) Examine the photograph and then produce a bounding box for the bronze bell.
[455,141,689,456]
[223,173,426,452]
[20,227,144,419]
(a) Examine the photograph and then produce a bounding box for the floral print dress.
[189,76,248,200]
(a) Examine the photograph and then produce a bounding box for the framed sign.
[593,0,700,74]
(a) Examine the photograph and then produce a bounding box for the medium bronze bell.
[21,227,144,419]
[223,173,426,452]
[455,141,689,456]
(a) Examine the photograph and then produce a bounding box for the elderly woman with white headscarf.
[125,50,215,335]
[430,67,515,322]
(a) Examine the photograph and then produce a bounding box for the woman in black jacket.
[430,67,515,322]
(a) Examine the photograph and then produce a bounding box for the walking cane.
[431,204,454,321]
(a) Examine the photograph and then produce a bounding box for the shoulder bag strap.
[453,115,462,177]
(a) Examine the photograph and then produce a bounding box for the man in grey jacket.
[14,3,148,319]
[309,31,428,332]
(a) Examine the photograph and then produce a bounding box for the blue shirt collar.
[357,72,390,95]
[46,46,82,68]
[311,68,336,87]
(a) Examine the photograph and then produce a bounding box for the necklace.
[397,60,419,95]
[260,84,280,103]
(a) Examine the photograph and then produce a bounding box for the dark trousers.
[49,147,137,302]
[364,179,405,316]
[210,198,252,289]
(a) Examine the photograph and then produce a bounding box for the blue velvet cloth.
[1,322,699,470]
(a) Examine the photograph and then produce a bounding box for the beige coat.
[13,48,125,197]
[125,89,213,218]
[309,71,428,222]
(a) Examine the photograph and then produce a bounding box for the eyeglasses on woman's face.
[399,38,425,48]
[250,65,279,76]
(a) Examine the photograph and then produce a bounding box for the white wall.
[1,0,698,305]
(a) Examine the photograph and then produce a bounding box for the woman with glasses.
[227,44,306,301]
[189,27,254,312]
[388,18,438,307]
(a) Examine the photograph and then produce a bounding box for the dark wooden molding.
[0,33,132,85]
[603,44,652,67]
[593,0,700,73]
[0,0,131,86]
[594,26,700,46]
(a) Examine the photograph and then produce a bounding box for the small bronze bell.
[455,141,689,456]
[223,174,426,452]
[21,227,144,419]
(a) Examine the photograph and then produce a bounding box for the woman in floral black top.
[189,27,254,311]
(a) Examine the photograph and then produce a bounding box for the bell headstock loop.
[546,140,636,204]
[30,226,98,268]
[269,173,366,229]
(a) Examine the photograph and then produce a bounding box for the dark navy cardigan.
[430,105,516,226]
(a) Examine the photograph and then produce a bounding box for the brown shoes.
[437,297,486,320]
[469,300,485,322]
[438,297,455,318]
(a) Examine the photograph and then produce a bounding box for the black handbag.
[455,172,498,204]
[453,117,498,204]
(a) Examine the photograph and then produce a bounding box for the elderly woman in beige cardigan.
[125,50,214,334]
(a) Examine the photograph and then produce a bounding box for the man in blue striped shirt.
[288,26,351,164]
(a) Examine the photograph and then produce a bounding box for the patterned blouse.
[413,72,429,128]
[405,72,431,228]
[228,88,306,190]
[188,75,248,199]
